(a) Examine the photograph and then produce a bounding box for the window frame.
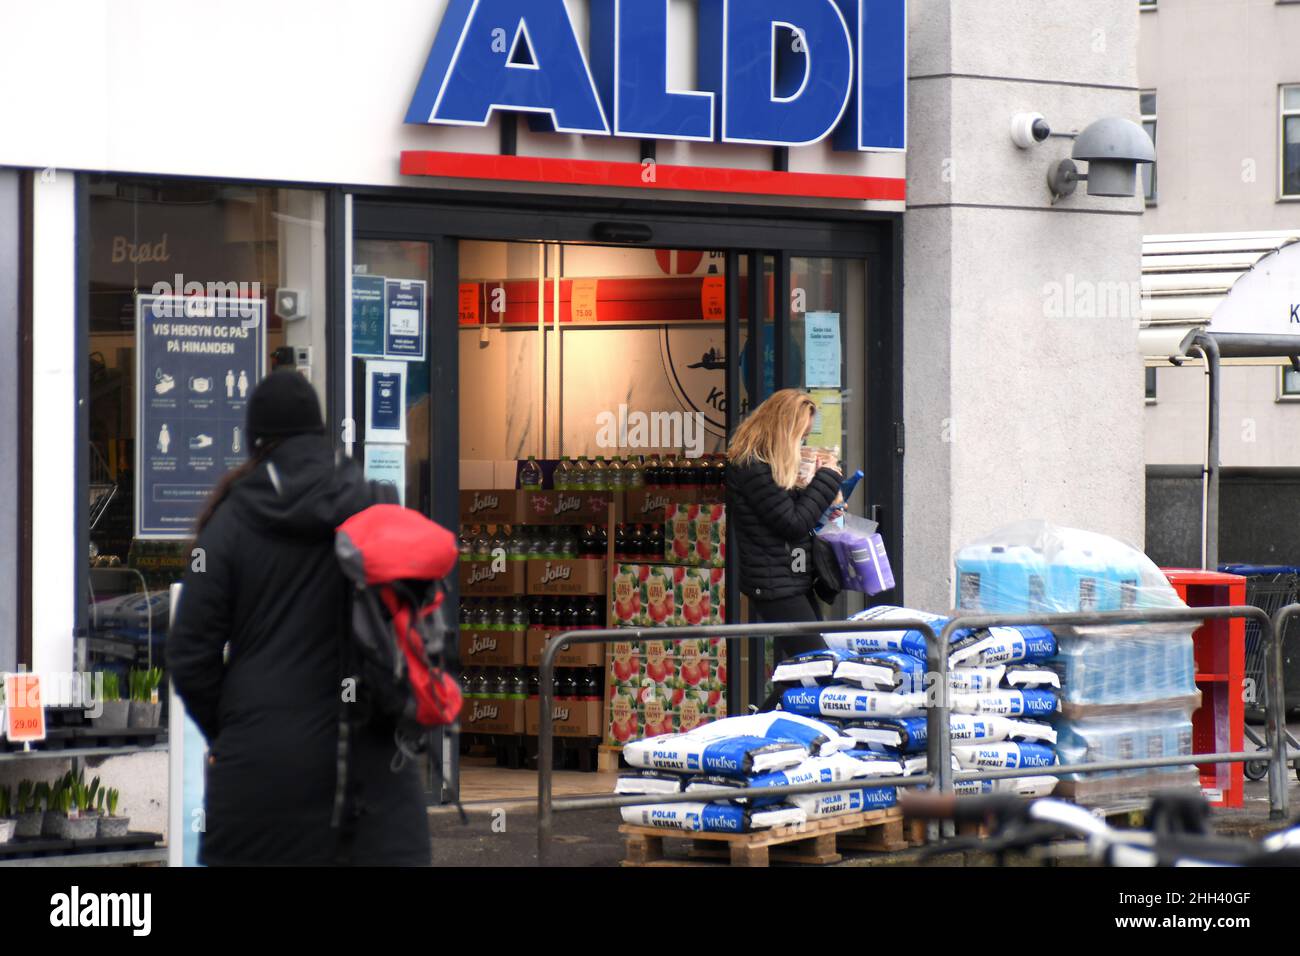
[1281,84,1300,201]
[1145,365,1158,405]
[1278,365,1300,402]
[1141,90,1158,205]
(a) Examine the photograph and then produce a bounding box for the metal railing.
[535,605,1287,866]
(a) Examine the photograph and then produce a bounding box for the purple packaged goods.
[820,525,896,595]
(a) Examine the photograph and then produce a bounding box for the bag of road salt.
[952,741,1059,770]
[790,786,898,819]
[772,649,858,687]
[781,685,927,720]
[621,801,806,833]
[1003,663,1061,689]
[948,714,1015,745]
[1001,718,1057,744]
[623,734,806,777]
[948,665,1006,693]
[948,626,1057,667]
[685,752,893,806]
[830,716,928,753]
[877,752,962,777]
[615,771,686,796]
[825,605,950,660]
[833,651,927,692]
[953,776,1058,798]
[713,712,854,756]
[951,689,1059,718]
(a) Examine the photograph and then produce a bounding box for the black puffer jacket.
[727,459,841,601]
[168,434,430,867]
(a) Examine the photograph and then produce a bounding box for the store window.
[1279,366,1300,401]
[1141,91,1158,205]
[85,177,329,692]
[1283,86,1300,198]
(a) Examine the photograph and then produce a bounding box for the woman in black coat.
[728,389,843,661]
[168,371,430,867]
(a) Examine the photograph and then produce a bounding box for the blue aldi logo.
[406,0,907,152]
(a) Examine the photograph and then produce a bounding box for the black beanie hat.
[246,369,325,444]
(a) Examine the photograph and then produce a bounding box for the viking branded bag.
[623,734,806,777]
[772,649,858,687]
[615,771,686,796]
[824,605,949,660]
[706,712,854,756]
[621,802,806,833]
[951,689,1059,718]
[1003,664,1062,689]
[790,786,897,819]
[781,685,926,720]
[952,741,1059,770]
[685,752,891,807]
[830,716,928,753]
[948,626,1057,667]
[833,652,926,692]
[953,776,1059,798]
[948,665,1007,693]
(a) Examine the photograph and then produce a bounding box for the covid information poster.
[135,295,266,539]
[385,279,427,360]
[351,274,386,358]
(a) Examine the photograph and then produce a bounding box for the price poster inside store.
[135,295,266,539]
[4,674,46,743]
[384,279,427,360]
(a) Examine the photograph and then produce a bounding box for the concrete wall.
[904,0,1147,612]
[1139,0,1300,235]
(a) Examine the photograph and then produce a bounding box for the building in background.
[1139,0,1300,566]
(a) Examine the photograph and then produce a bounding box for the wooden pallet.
[621,807,906,868]
[597,745,623,773]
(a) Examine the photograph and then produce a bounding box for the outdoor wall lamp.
[1046,117,1156,200]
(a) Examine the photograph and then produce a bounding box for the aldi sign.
[406,0,907,152]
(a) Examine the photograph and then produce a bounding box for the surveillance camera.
[1011,113,1052,149]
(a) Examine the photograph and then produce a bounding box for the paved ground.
[428,726,1300,868]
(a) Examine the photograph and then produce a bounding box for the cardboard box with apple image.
[663,504,726,568]
[625,487,724,523]
[610,564,725,627]
[605,637,727,746]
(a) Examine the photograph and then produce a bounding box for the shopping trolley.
[1220,565,1300,781]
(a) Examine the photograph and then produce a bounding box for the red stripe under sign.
[400,151,906,202]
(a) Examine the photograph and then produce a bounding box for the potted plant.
[13,780,42,838]
[40,778,64,837]
[56,771,98,840]
[93,671,129,730]
[97,788,129,838]
[0,785,16,844]
[128,668,163,728]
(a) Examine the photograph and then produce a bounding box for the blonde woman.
[727,388,844,661]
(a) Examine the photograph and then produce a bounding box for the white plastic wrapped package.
[948,626,1057,667]
[713,712,856,756]
[948,714,1023,745]
[999,718,1058,745]
[824,605,949,659]
[621,802,807,833]
[952,741,1059,770]
[1052,630,1196,705]
[615,771,685,796]
[781,685,926,720]
[953,520,1187,615]
[833,652,927,692]
[623,734,807,777]
[1055,707,1195,781]
[771,649,858,687]
[953,776,1059,798]
[790,786,898,819]
[948,665,1006,693]
[1003,664,1061,689]
[951,689,1059,718]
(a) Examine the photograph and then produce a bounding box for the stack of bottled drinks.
[544,452,727,493]
[457,524,611,561]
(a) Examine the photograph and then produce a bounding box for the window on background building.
[1284,86,1300,198]
[1279,366,1300,401]
[1141,91,1158,204]
[1139,0,1156,9]
[1146,366,1158,403]
[85,177,328,693]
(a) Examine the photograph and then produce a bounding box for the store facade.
[2,0,1149,818]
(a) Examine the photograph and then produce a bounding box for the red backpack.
[333,504,462,824]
